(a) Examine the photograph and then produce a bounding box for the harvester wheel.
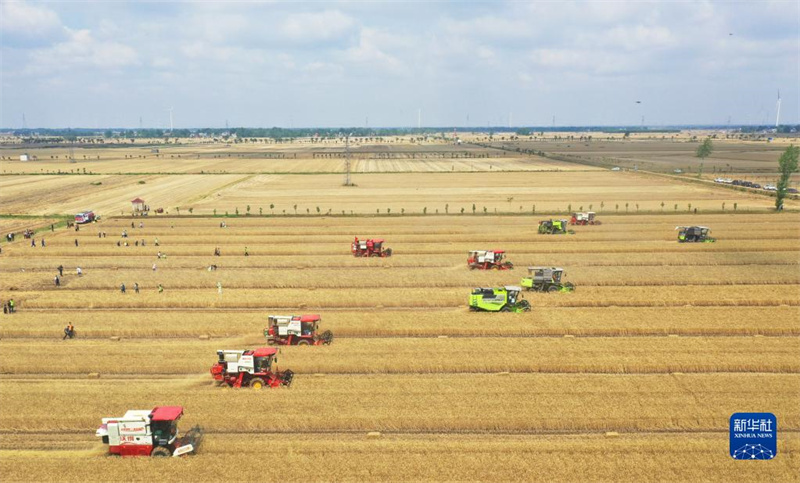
[249,378,266,389]
[151,446,171,457]
[547,285,559,293]
[297,340,311,346]
[500,306,511,312]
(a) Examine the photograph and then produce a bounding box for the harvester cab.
[570,212,600,225]
[210,347,294,389]
[467,250,514,270]
[521,266,576,292]
[265,314,333,346]
[538,219,572,235]
[95,406,203,457]
[676,226,715,243]
[352,237,393,257]
[469,286,531,312]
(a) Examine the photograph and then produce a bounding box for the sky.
[1,0,798,129]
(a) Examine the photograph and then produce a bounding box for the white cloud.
[26,29,139,74]
[281,10,356,43]
[1,0,66,47]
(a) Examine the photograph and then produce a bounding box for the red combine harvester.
[468,250,514,270]
[210,347,294,389]
[352,237,392,257]
[265,314,333,346]
[75,210,96,224]
[570,212,601,225]
[95,406,203,457]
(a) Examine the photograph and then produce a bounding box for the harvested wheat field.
[1,137,799,482]
[1,194,799,482]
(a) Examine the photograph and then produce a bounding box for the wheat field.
[0,142,798,482]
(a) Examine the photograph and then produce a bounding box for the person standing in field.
[76,267,82,276]
[152,263,157,271]
[134,282,139,294]
[120,283,126,294]
[58,265,63,277]
[54,275,60,287]
[244,247,249,257]
[75,239,79,247]
[51,224,54,232]
[41,239,45,247]
[217,282,223,295]
[154,237,159,246]
[63,323,75,340]
[30,238,36,247]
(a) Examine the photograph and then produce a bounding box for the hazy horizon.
[2,1,798,129]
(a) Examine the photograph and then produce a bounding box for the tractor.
[265,314,333,346]
[676,226,715,243]
[468,250,514,270]
[352,237,392,257]
[469,286,531,312]
[538,219,572,234]
[95,406,203,457]
[210,347,294,389]
[570,212,601,225]
[521,266,575,292]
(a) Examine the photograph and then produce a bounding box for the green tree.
[472,203,476,214]
[246,205,251,215]
[460,207,465,214]
[722,202,726,211]
[445,203,449,214]
[625,202,629,212]
[188,207,193,214]
[660,201,665,212]
[317,206,321,214]
[423,207,427,215]
[776,145,799,210]
[674,204,678,212]
[483,206,487,214]
[259,207,263,215]
[213,209,217,216]
[270,203,275,214]
[695,138,713,178]
[235,207,239,215]
[293,204,298,214]
[615,203,619,212]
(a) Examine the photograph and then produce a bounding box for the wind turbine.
[166,107,174,132]
[775,90,781,128]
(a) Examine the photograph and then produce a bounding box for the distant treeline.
[2,124,797,142]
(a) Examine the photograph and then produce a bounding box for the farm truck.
[265,314,333,346]
[352,237,393,257]
[538,219,572,234]
[95,406,203,457]
[469,286,531,312]
[467,250,514,270]
[521,267,575,292]
[676,226,715,243]
[210,347,294,389]
[570,212,601,225]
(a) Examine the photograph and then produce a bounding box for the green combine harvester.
[676,226,716,243]
[469,286,531,312]
[538,219,573,235]
[521,266,575,292]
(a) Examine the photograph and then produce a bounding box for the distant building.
[19,154,29,161]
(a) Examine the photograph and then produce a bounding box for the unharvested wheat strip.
[2,337,797,375]
[11,285,800,310]
[7,265,797,290]
[1,374,797,433]
[0,432,798,483]
[2,306,797,339]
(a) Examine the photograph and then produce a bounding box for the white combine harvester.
[95,406,202,457]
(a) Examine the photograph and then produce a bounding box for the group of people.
[120,283,140,294]
[30,237,46,247]
[2,299,16,314]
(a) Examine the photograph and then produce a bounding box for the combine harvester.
[96,406,202,457]
[352,237,392,257]
[570,212,601,225]
[467,250,514,270]
[265,314,333,346]
[210,348,294,389]
[538,219,573,235]
[469,286,531,312]
[676,226,716,243]
[522,267,575,292]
